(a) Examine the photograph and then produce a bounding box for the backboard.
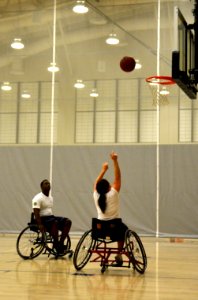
[172,6,197,99]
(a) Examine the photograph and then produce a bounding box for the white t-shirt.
[93,187,120,220]
[32,192,53,216]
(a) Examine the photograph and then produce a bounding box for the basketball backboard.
[172,6,198,99]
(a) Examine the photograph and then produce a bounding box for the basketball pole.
[49,0,57,189]
[194,0,198,83]
[156,0,161,238]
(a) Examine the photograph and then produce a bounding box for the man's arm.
[93,162,108,191]
[111,152,121,192]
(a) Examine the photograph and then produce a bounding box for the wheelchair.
[16,213,73,259]
[73,218,147,274]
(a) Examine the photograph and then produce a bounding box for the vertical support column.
[49,0,57,186]
[156,0,161,238]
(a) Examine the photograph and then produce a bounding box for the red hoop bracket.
[146,76,175,85]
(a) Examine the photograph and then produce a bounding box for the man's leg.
[50,221,59,250]
[59,218,72,247]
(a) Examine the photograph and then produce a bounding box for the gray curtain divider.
[0,145,197,237]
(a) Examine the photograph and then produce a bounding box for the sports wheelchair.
[73,218,147,274]
[16,213,73,259]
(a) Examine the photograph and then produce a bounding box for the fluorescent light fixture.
[106,33,119,45]
[90,89,99,98]
[74,79,85,89]
[47,62,60,72]
[135,59,142,70]
[11,38,24,49]
[73,1,89,14]
[1,82,12,91]
[21,91,31,99]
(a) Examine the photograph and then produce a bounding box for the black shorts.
[41,215,70,232]
[92,218,128,241]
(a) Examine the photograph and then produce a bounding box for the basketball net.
[148,83,169,106]
[146,76,175,106]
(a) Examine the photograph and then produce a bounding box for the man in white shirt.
[32,179,72,254]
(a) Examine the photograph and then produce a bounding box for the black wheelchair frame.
[73,218,147,274]
[16,213,73,259]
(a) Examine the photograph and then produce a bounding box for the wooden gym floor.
[0,234,198,300]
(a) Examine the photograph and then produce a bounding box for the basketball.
[120,56,136,72]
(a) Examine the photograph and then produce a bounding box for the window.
[75,78,157,143]
[0,81,58,144]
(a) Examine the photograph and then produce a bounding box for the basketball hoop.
[146,76,175,106]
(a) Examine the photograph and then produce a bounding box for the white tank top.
[93,187,120,220]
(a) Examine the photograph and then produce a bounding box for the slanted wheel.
[16,225,45,259]
[73,230,95,270]
[125,229,147,274]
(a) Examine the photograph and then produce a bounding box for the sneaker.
[114,255,123,267]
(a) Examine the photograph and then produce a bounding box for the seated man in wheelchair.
[93,151,128,266]
[32,179,72,255]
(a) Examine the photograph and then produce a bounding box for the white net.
[148,83,169,106]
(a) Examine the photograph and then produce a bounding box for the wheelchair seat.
[91,218,123,241]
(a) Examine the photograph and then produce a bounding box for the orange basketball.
[120,56,136,72]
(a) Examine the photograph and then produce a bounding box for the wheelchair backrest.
[27,212,39,232]
[91,218,122,241]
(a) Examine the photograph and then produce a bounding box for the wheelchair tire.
[125,229,147,274]
[16,225,45,259]
[73,230,95,270]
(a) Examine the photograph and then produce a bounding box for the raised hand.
[110,151,118,161]
[102,162,108,172]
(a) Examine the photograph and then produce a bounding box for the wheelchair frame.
[16,214,73,259]
[73,219,147,274]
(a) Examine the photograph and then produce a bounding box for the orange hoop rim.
[146,76,175,85]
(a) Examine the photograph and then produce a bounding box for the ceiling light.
[21,91,31,99]
[135,59,142,70]
[73,1,89,14]
[74,79,85,89]
[90,89,99,98]
[106,33,119,45]
[160,87,170,96]
[11,38,24,50]
[47,62,60,73]
[1,82,12,91]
